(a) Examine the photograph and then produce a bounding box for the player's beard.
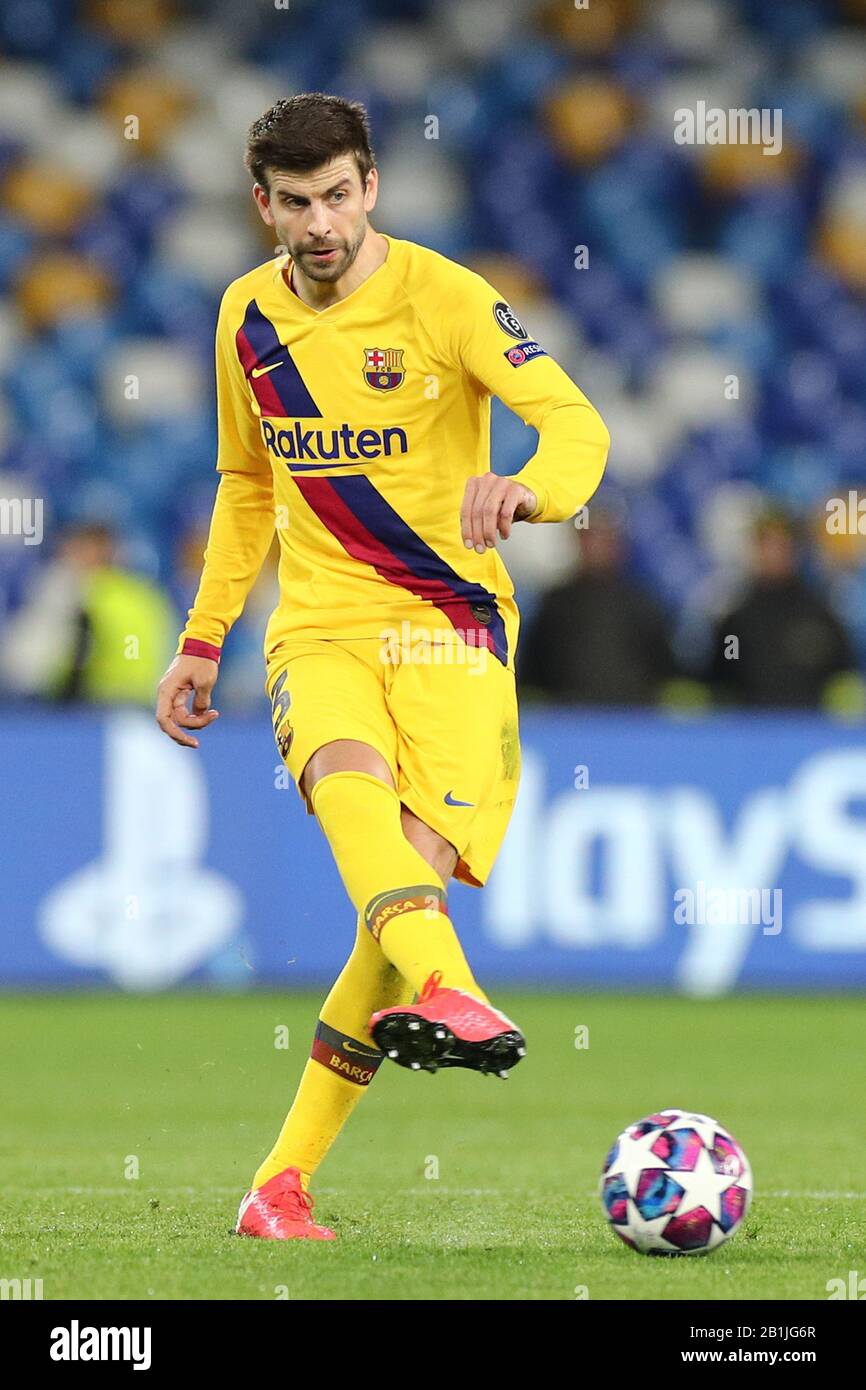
[293,226,365,283]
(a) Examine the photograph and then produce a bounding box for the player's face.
[254,157,377,282]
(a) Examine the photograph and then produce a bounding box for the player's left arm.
[451,275,610,550]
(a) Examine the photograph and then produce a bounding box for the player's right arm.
[156,288,276,748]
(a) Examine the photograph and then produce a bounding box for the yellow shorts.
[264,631,521,887]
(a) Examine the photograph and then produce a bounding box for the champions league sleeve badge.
[492,300,529,340]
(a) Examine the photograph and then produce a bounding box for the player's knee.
[302,739,394,799]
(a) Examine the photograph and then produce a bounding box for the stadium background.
[4,0,866,1308]
[2,0,866,999]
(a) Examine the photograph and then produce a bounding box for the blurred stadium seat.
[1,0,866,696]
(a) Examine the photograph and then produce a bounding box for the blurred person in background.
[707,510,860,711]
[1,0,865,723]
[519,505,675,706]
[1,520,176,704]
[811,492,866,675]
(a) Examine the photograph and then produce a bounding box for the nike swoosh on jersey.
[444,790,474,807]
[237,301,321,417]
[342,1039,377,1055]
[251,360,285,377]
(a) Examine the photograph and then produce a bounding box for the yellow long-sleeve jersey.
[178,233,609,672]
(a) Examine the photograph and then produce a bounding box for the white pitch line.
[593,1192,866,1201]
[43,1185,503,1198]
[32,1186,243,1197]
[763,1191,866,1200]
[588,1191,866,1201]
[28,1186,866,1200]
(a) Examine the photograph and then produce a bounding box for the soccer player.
[155,94,609,1240]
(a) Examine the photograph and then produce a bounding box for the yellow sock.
[310,770,487,998]
[251,914,414,1190]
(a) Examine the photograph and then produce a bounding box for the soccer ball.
[600,1108,752,1255]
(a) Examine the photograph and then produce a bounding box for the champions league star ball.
[600,1109,752,1255]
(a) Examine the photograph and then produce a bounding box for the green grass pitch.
[1,992,863,1300]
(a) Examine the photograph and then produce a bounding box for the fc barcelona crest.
[363,347,405,392]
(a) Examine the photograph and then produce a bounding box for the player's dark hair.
[244,93,376,191]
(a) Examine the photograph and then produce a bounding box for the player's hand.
[460,474,537,553]
[155,655,220,748]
